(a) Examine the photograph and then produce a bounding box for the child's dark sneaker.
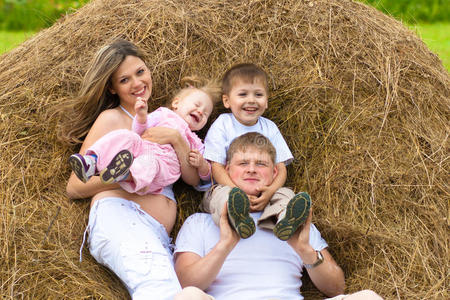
[273,192,311,241]
[227,187,256,239]
[99,150,133,184]
[69,153,97,183]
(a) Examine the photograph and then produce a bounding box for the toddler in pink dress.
[69,82,219,195]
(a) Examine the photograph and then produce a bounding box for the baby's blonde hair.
[167,76,222,108]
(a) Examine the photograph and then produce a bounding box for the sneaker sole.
[68,154,88,183]
[228,187,255,239]
[100,150,133,184]
[273,192,311,241]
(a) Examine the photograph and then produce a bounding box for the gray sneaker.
[273,192,311,241]
[227,187,256,239]
[99,150,133,184]
[69,153,97,183]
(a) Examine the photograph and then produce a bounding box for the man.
[174,132,382,300]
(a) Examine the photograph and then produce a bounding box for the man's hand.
[287,208,312,253]
[218,202,240,249]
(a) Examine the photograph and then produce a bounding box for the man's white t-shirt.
[203,113,294,165]
[174,212,328,300]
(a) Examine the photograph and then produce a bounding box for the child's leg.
[119,144,180,195]
[68,153,97,183]
[201,184,231,226]
[227,187,256,239]
[202,185,255,238]
[258,187,296,230]
[87,129,142,170]
[70,129,140,184]
[99,149,134,184]
[268,189,311,241]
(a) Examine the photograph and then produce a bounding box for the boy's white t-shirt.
[203,113,293,165]
[174,212,328,300]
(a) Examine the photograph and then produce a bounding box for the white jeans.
[87,197,181,299]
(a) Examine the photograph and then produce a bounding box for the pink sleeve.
[132,109,162,135]
[199,160,211,181]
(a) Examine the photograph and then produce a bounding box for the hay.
[0,0,448,298]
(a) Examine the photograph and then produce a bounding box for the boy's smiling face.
[222,79,268,126]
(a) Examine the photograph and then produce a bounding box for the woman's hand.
[141,126,200,186]
[141,126,181,145]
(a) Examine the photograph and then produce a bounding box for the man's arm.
[175,204,239,290]
[288,210,345,297]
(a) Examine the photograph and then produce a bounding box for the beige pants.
[201,184,296,230]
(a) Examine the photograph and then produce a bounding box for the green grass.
[0,30,36,54]
[0,23,449,71]
[410,23,450,71]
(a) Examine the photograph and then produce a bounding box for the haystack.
[0,0,448,299]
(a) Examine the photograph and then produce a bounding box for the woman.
[58,38,198,300]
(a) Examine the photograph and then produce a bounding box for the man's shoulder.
[183,213,214,227]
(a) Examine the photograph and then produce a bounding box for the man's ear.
[222,94,230,108]
[272,163,278,178]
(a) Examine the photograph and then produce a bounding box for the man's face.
[226,147,277,196]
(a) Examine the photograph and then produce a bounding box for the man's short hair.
[222,63,269,95]
[226,132,276,164]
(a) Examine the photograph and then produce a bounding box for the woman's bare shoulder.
[93,108,128,128]
[82,108,130,149]
[97,108,122,121]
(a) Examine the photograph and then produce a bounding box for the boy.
[203,63,311,240]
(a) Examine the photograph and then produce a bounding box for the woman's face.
[109,55,152,112]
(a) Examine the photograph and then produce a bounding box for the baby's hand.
[189,149,210,178]
[188,149,203,168]
[135,97,148,122]
[135,97,148,111]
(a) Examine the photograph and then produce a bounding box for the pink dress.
[87,107,205,195]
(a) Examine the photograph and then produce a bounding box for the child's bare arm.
[211,162,236,187]
[134,97,148,124]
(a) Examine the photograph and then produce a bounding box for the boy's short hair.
[226,132,276,164]
[222,63,269,95]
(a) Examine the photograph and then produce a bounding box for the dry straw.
[0,0,448,299]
